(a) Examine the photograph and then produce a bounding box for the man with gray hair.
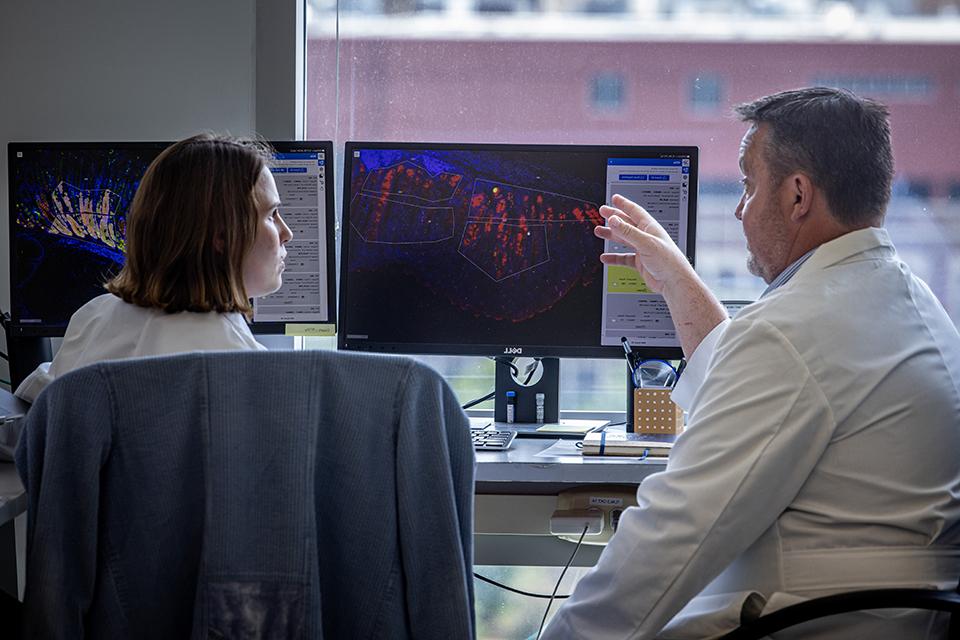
[541,87,960,639]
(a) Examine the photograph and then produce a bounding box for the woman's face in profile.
[243,167,292,298]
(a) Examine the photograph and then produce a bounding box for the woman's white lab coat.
[15,293,265,403]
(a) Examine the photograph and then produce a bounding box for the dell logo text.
[503,347,523,355]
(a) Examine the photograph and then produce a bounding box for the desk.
[0,435,666,575]
[0,463,25,599]
[475,437,666,566]
[0,465,26,528]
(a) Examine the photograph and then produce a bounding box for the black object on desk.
[471,427,517,451]
[4,332,52,391]
[494,358,560,425]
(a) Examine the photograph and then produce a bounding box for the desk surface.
[0,432,667,524]
[0,464,25,527]
[0,435,660,567]
[474,437,666,565]
[476,436,666,492]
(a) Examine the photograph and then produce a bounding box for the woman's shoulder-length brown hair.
[106,133,274,316]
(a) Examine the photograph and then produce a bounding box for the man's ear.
[783,172,814,223]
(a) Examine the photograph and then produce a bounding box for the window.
[581,0,628,13]
[689,74,723,114]
[475,566,592,636]
[814,74,935,102]
[304,5,960,633]
[475,0,539,12]
[303,0,960,391]
[591,72,626,111]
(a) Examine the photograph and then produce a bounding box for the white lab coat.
[15,293,265,403]
[542,227,960,639]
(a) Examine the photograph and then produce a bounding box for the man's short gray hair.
[734,87,894,227]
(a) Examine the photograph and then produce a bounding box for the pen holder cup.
[633,388,684,435]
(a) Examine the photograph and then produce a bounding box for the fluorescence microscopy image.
[9,145,162,333]
[460,177,600,283]
[344,147,608,349]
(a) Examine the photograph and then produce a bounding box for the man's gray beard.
[747,253,773,284]
[747,253,762,279]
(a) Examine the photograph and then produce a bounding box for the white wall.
[0,0,307,374]
[0,0,259,312]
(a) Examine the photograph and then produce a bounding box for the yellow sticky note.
[607,265,651,293]
[284,323,336,337]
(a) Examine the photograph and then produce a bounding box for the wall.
[0,0,308,376]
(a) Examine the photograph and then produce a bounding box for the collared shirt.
[761,248,816,298]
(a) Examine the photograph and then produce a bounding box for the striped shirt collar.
[761,248,816,298]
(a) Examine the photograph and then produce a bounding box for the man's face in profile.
[734,124,793,284]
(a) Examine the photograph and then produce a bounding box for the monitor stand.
[4,331,52,392]
[492,357,607,439]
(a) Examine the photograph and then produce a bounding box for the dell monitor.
[338,141,697,425]
[7,140,337,385]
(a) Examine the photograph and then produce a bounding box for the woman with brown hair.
[15,133,292,403]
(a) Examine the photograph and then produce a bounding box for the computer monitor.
[7,140,337,338]
[339,141,696,357]
[339,142,697,425]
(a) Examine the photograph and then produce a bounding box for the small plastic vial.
[535,393,545,424]
[505,391,516,424]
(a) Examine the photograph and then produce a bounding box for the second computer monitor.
[339,142,697,360]
[7,140,336,337]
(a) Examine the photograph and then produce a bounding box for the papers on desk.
[535,418,608,435]
[534,439,585,458]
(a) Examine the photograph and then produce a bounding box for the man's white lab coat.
[542,227,960,639]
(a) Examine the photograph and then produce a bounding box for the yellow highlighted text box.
[606,266,651,293]
[284,323,336,337]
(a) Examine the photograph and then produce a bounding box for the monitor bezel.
[6,140,337,337]
[338,140,698,360]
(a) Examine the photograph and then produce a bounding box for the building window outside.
[689,74,723,114]
[591,72,626,111]
[814,74,935,102]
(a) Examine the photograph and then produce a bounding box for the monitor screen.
[7,140,337,337]
[338,142,697,359]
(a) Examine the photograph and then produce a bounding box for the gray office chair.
[720,579,960,639]
[16,350,476,639]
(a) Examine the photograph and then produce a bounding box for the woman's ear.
[213,230,226,253]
